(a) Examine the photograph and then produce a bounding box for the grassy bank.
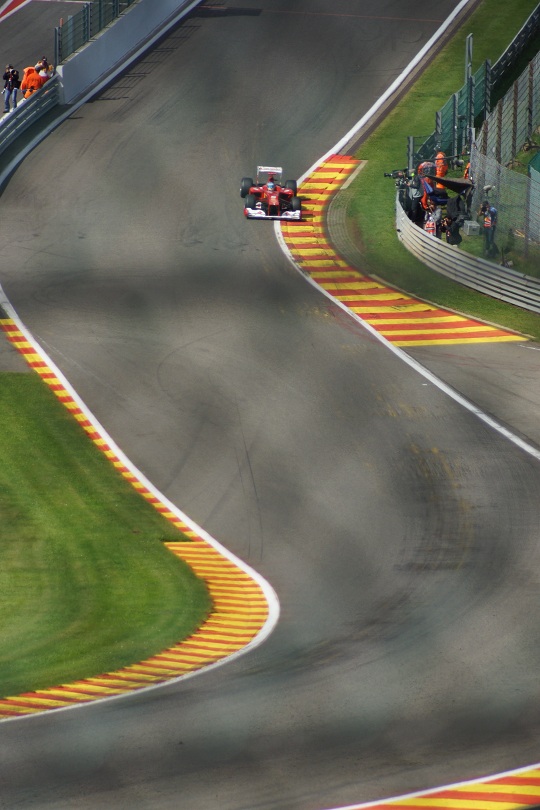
[0,374,211,698]
[348,0,540,341]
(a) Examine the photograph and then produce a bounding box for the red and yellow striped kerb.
[281,156,523,347]
[352,765,540,810]
[0,317,270,719]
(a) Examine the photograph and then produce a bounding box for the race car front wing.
[244,207,302,221]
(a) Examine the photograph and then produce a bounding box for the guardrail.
[0,77,61,162]
[396,199,540,314]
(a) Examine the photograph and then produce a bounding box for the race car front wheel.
[291,196,302,211]
[240,177,253,198]
[285,180,297,195]
[244,194,256,209]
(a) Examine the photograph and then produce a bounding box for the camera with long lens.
[384,168,411,207]
[383,169,409,182]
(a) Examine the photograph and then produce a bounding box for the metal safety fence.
[475,52,540,166]
[407,49,540,260]
[395,198,540,314]
[410,3,540,166]
[0,77,60,162]
[54,0,137,66]
[470,144,540,250]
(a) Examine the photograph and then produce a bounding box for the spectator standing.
[3,64,20,113]
[478,200,498,257]
[407,172,424,225]
[36,57,54,81]
[424,209,436,236]
[425,199,443,237]
[38,63,52,83]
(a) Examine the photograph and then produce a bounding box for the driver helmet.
[267,181,275,191]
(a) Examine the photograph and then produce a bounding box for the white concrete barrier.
[57,0,203,105]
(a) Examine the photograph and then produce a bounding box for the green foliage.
[0,375,211,697]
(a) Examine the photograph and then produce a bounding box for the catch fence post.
[83,3,91,43]
[54,25,62,67]
[452,93,459,157]
[407,136,414,174]
[484,59,492,118]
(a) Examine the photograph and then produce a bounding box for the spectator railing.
[0,77,61,159]
[54,0,137,66]
[395,198,540,314]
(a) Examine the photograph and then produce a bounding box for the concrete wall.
[57,0,202,105]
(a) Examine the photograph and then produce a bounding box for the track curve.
[0,2,540,809]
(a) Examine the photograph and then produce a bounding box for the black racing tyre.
[245,194,256,209]
[240,177,254,198]
[291,196,302,211]
[285,180,297,195]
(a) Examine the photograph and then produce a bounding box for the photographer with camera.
[383,169,411,214]
[3,64,20,114]
[477,197,498,257]
[406,171,424,225]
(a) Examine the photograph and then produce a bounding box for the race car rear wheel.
[244,194,256,209]
[285,180,297,195]
[240,177,254,198]
[291,196,302,211]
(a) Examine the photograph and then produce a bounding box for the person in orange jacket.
[20,65,44,99]
[435,151,448,189]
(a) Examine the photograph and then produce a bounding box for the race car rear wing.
[257,165,283,181]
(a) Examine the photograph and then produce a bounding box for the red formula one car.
[240,166,302,220]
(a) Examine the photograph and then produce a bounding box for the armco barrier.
[0,0,203,172]
[0,77,60,159]
[3,0,538,322]
[396,200,540,314]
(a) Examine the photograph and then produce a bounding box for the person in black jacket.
[3,64,20,113]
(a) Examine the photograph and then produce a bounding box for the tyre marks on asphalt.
[281,156,524,347]
[347,764,540,810]
[0,316,271,720]
[290,160,537,810]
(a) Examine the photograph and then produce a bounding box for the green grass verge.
[347,0,540,341]
[0,374,211,698]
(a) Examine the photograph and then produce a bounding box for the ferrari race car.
[240,166,302,220]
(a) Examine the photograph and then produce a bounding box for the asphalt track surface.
[0,2,540,809]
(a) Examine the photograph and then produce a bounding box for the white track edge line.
[295,0,476,186]
[0,0,282,723]
[0,282,280,722]
[275,0,539,805]
[321,757,540,810]
[276,235,540,463]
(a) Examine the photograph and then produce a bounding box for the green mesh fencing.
[55,1,138,65]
